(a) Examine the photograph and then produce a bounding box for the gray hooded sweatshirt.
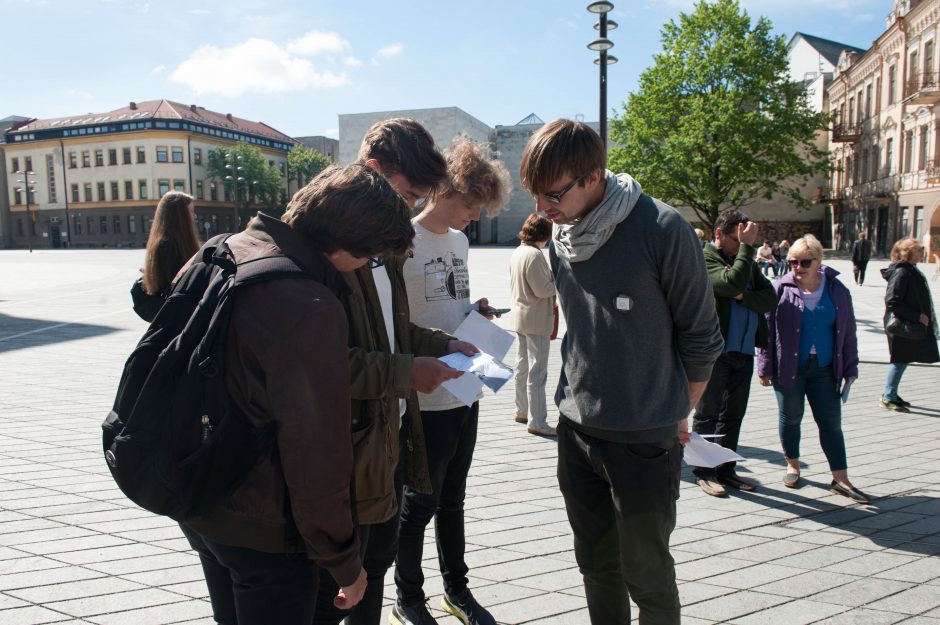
[550,172,723,443]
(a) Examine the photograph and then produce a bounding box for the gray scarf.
[552,171,643,263]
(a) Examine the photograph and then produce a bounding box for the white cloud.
[188,8,210,15]
[151,64,166,76]
[169,38,348,97]
[323,127,339,139]
[140,3,149,13]
[344,56,364,67]
[287,30,350,56]
[376,43,403,58]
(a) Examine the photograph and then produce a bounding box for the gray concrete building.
[294,135,339,162]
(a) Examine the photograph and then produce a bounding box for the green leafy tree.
[206,142,283,226]
[608,0,830,227]
[288,145,332,189]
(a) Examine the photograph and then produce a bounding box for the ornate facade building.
[826,0,940,259]
[2,100,296,249]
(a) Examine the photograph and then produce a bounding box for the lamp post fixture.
[587,1,618,153]
[14,169,37,253]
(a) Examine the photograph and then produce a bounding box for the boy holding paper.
[394,136,511,625]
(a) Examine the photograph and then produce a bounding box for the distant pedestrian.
[771,241,783,277]
[879,238,939,412]
[695,227,706,248]
[132,191,200,322]
[508,213,557,436]
[757,240,774,276]
[758,235,869,503]
[852,231,873,285]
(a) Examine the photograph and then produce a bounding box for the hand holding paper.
[682,433,745,469]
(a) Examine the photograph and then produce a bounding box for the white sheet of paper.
[440,311,516,407]
[840,379,853,404]
[683,433,746,468]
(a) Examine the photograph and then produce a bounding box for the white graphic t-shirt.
[403,222,478,411]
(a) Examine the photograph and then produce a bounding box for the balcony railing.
[904,72,940,104]
[814,186,842,202]
[832,123,862,143]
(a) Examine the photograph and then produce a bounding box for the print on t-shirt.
[424,253,469,302]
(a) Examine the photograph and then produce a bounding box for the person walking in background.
[771,241,783,277]
[692,209,775,497]
[395,136,510,625]
[520,119,722,625]
[852,231,873,286]
[695,228,706,248]
[757,240,774,276]
[132,191,200,321]
[879,237,939,412]
[758,235,869,503]
[508,214,557,437]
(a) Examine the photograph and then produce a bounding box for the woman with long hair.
[758,235,869,503]
[507,213,557,436]
[132,191,200,321]
[879,238,939,412]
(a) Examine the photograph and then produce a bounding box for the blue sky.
[3,0,889,139]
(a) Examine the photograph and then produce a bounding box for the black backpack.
[102,234,315,521]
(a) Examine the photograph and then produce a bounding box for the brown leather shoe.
[696,477,728,497]
[719,473,759,491]
[515,415,528,424]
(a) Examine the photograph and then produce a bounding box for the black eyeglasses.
[367,257,385,269]
[787,258,815,269]
[542,176,583,204]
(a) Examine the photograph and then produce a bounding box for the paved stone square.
[0,247,938,624]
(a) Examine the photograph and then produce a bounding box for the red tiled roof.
[12,99,297,145]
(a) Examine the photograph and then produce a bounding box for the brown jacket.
[343,254,453,525]
[186,214,362,587]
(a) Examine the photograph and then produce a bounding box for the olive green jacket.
[342,254,453,525]
[703,242,776,349]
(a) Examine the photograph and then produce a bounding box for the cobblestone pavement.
[0,247,938,625]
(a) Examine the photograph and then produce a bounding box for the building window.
[71,183,79,202]
[158,179,170,196]
[100,216,108,234]
[97,182,106,201]
[73,216,82,235]
[69,152,77,168]
[888,65,897,105]
[914,206,924,237]
[11,157,18,172]
[875,77,882,114]
[173,179,185,192]
[137,146,146,163]
[84,183,93,202]
[109,149,118,166]
[193,148,202,165]
[87,216,94,234]
[16,219,23,237]
[872,146,880,181]
[25,156,32,171]
[904,130,914,172]
[143,216,152,233]
[113,215,122,234]
[46,154,56,203]
[125,180,134,200]
[861,150,869,183]
[111,181,120,200]
[82,151,91,167]
[14,188,22,205]
[196,180,204,200]
[123,147,132,164]
[278,161,286,175]
[856,91,862,123]
[886,138,894,174]
[139,179,148,199]
[156,146,168,163]
[171,147,184,163]
[900,207,909,236]
[848,97,855,125]
[865,84,872,119]
[128,215,137,234]
[920,125,930,169]
[95,149,104,167]
[925,41,934,77]
[210,182,218,201]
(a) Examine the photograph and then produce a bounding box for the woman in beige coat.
[508,214,557,436]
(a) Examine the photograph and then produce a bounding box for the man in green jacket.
[693,209,776,497]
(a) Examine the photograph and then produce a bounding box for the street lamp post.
[587,2,618,153]
[14,169,37,253]
[225,151,245,230]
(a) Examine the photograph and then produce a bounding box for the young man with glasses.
[691,209,776,498]
[312,119,477,625]
[520,119,722,625]
[392,136,510,625]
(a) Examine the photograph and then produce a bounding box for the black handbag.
[885,312,928,340]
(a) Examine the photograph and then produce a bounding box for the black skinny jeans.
[395,402,479,605]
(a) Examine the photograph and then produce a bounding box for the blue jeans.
[883,363,909,401]
[773,355,847,471]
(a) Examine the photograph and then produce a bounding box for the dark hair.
[518,213,553,245]
[519,119,606,196]
[283,164,414,258]
[356,118,447,190]
[713,209,749,235]
[142,191,200,295]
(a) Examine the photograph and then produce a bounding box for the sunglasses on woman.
[787,258,814,269]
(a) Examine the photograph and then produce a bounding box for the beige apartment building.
[826,0,940,260]
[3,100,296,249]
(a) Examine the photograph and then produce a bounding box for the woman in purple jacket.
[758,235,869,503]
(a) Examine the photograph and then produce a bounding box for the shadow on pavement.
[0,312,120,353]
